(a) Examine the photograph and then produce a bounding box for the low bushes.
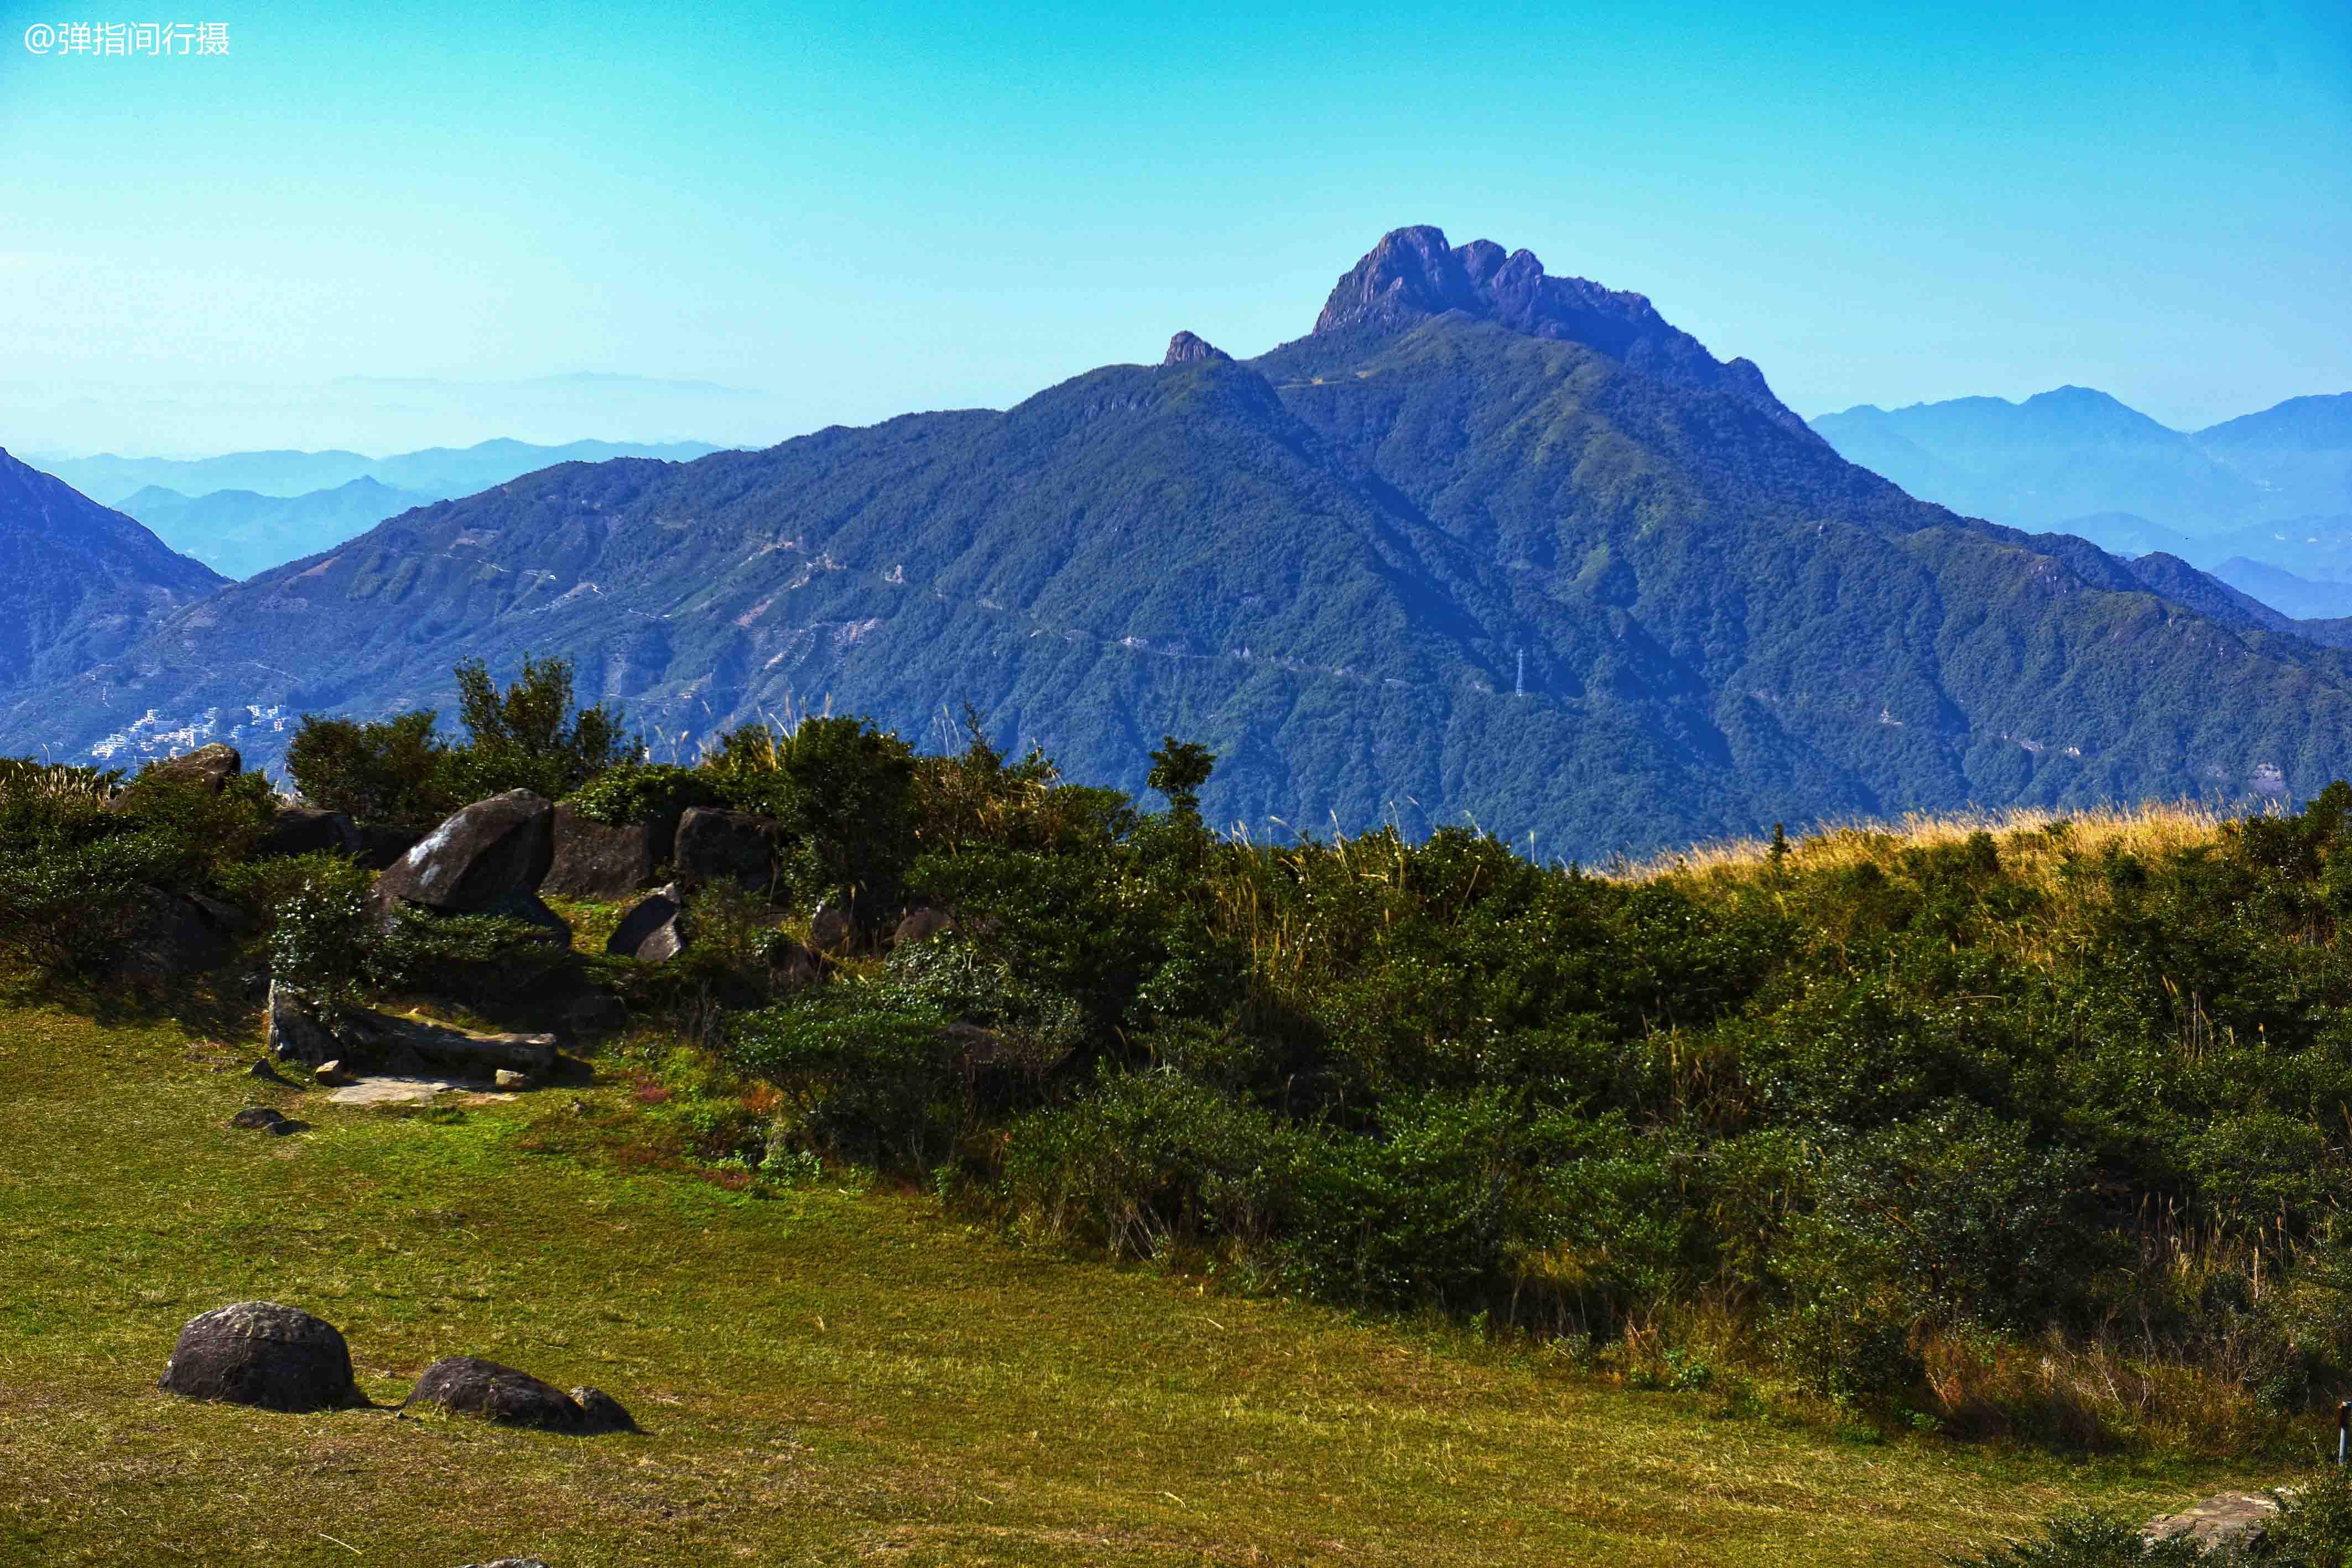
[0,756,274,976]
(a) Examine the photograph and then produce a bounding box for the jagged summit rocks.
[1311,224,1805,431]
[1162,330,1231,366]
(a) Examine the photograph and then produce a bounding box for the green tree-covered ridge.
[11,227,2352,861]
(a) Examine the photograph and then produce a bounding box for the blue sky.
[1,0,2345,455]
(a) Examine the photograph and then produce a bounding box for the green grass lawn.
[0,989,2262,1567]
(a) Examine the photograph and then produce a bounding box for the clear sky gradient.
[1,0,2346,455]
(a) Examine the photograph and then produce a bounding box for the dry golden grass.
[1611,800,2234,889]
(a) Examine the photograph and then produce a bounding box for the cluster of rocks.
[123,753,984,1077]
[158,1301,634,1436]
[400,1356,638,1435]
[544,801,772,902]
[108,744,411,984]
[266,983,559,1080]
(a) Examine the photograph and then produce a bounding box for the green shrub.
[286,710,458,826]
[262,856,375,999]
[444,653,639,801]
[563,762,720,827]
[0,758,273,976]
[1284,1088,1563,1308]
[288,655,639,825]
[1002,1071,1308,1259]
[706,715,914,907]
[2263,1462,2352,1567]
[0,829,196,974]
[727,987,959,1165]
[371,904,572,999]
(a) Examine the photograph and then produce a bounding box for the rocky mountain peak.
[1163,331,1231,366]
[1313,225,1808,434]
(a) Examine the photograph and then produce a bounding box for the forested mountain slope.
[0,449,225,698]
[8,230,2351,858]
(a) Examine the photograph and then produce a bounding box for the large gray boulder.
[158,1301,357,1412]
[376,791,555,913]
[672,808,776,894]
[606,884,685,962]
[542,803,671,900]
[400,1356,634,1434]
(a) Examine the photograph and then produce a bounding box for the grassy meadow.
[0,962,2267,1567]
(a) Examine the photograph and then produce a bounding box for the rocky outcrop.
[1312,225,1807,433]
[606,883,685,962]
[256,806,363,859]
[542,803,668,900]
[673,807,776,894]
[1163,331,1231,365]
[158,1301,357,1412]
[810,898,860,956]
[353,824,423,871]
[891,905,959,946]
[769,934,823,992]
[266,980,340,1064]
[400,1356,634,1434]
[376,791,554,913]
[111,887,251,983]
[136,742,242,794]
[267,984,559,1075]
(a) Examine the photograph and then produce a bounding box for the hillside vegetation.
[16,655,2352,1473]
[8,679,2328,1562]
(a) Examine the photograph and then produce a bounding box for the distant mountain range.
[1810,390,2351,541]
[116,478,438,581]
[14,227,2352,858]
[41,437,724,507]
[31,438,722,582]
[0,449,223,700]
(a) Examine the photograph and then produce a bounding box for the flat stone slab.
[327,1076,473,1106]
[2146,1491,2280,1548]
